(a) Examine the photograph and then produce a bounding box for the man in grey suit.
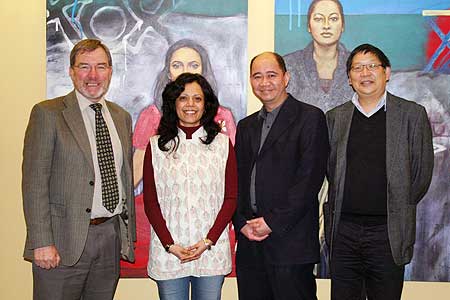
[22,39,135,300]
[325,43,434,300]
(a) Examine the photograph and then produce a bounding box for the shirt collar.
[258,100,284,121]
[351,91,387,117]
[75,90,106,112]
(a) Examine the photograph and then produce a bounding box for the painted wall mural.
[275,0,450,282]
[46,0,449,282]
[46,0,247,277]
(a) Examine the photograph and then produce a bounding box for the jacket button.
[86,208,91,213]
[89,181,94,186]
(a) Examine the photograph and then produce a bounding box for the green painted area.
[47,0,247,17]
[275,14,428,71]
[172,0,248,16]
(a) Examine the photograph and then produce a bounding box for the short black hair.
[346,43,391,75]
[250,52,287,74]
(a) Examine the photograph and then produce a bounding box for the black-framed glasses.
[350,63,383,73]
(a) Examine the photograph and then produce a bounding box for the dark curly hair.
[158,73,221,152]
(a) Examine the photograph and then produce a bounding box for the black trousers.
[236,241,317,300]
[330,219,404,300]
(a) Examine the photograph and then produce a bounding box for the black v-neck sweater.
[342,107,387,217]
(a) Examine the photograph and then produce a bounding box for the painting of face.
[169,47,203,80]
[308,0,344,47]
[250,53,290,111]
[69,48,112,102]
[349,52,391,102]
[175,81,205,127]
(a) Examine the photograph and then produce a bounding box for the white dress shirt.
[351,91,387,117]
[76,91,124,218]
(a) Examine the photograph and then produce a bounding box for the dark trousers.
[33,216,121,300]
[236,241,317,300]
[330,219,404,300]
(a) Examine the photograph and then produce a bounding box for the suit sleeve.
[232,122,249,233]
[323,110,336,246]
[22,104,56,250]
[325,110,335,179]
[265,109,330,236]
[125,112,137,242]
[410,106,434,204]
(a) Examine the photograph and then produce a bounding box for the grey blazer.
[324,92,434,265]
[22,91,136,266]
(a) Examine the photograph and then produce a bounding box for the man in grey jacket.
[22,39,135,300]
[325,43,433,300]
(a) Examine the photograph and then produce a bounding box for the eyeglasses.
[350,63,383,73]
[73,63,110,73]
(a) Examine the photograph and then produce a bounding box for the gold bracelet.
[203,238,212,250]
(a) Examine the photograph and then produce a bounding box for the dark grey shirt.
[250,102,284,213]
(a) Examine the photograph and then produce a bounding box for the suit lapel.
[248,113,263,160]
[386,93,402,183]
[335,102,354,200]
[258,96,297,157]
[62,91,94,171]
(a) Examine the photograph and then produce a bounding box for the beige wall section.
[1,0,449,299]
[246,0,275,115]
[0,0,45,299]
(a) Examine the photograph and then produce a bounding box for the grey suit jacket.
[325,92,434,265]
[22,91,136,266]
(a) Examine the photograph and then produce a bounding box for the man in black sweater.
[325,44,434,300]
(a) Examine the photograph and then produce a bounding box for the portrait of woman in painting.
[283,0,353,112]
[133,39,237,187]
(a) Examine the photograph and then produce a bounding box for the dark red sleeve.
[206,139,238,244]
[143,142,174,246]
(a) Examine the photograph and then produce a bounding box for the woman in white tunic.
[143,72,237,300]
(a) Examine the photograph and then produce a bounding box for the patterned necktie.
[90,103,120,213]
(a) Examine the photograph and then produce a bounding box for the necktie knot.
[90,103,102,113]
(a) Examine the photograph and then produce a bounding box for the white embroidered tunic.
[147,128,232,280]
